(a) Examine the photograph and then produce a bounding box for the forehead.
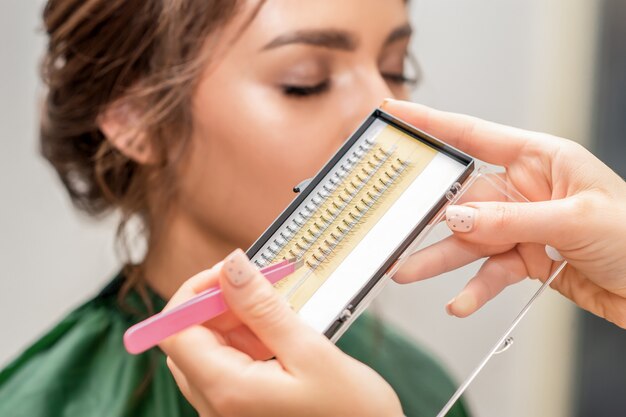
[239,0,409,49]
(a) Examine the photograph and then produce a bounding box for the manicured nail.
[445,298,455,316]
[380,98,394,110]
[452,291,475,316]
[545,245,565,262]
[224,249,255,286]
[446,205,476,232]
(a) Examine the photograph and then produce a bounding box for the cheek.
[176,79,349,245]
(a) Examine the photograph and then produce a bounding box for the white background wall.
[1,1,599,416]
[0,0,119,368]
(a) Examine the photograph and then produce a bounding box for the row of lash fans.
[300,154,409,270]
[253,136,376,268]
[255,137,410,271]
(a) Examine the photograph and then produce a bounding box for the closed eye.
[382,72,419,87]
[281,80,331,97]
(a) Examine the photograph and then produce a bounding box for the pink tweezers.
[124,258,303,354]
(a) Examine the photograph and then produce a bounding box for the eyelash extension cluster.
[253,137,376,268]
[285,146,395,260]
[303,157,409,271]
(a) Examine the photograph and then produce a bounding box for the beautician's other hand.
[159,249,403,417]
[386,99,626,329]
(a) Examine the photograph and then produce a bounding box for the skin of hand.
[159,249,404,417]
[386,99,626,329]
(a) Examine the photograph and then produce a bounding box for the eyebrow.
[261,23,413,52]
[262,29,358,51]
[384,23,413,46]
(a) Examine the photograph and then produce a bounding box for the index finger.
[160,325,253,389]
[381,99,533,166]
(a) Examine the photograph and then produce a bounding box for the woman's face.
[179,0,412,248]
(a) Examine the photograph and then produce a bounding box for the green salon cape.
[0,274,469,417]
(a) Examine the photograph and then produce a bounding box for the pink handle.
[124,259,299,354]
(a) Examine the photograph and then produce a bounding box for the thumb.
[219,249,326,370]
[445,199,578,248]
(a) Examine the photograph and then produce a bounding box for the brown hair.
[40,0,247,305]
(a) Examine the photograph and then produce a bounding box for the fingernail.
[445,298,455,316]
[545,245,565,262]
[380,98,394,110]
[452,291,475,316]
[446,205,476,232]
[224,249,255,286]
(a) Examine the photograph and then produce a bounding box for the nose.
[340,67,397,136]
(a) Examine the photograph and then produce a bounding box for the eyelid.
[279,76,329,87]
[281,58,331,82]
[379,51,422,86]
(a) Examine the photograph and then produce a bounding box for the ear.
[98,101,157,164]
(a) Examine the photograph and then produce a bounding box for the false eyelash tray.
[246,108,567,416]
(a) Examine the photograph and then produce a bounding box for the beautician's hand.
[159,249,403,417]
[386,99,626,329]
